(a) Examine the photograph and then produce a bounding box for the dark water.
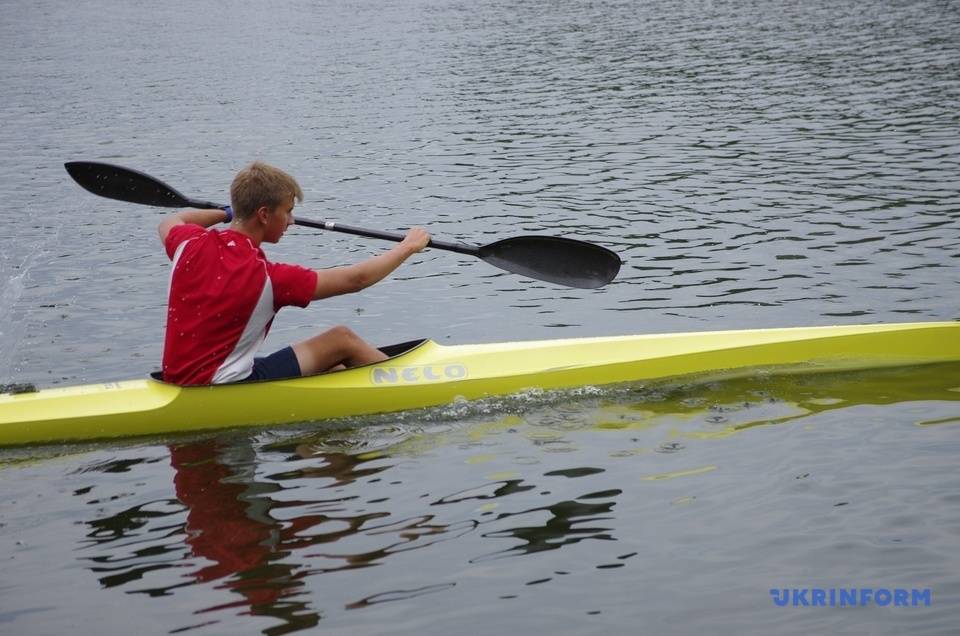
[1,0,959,633]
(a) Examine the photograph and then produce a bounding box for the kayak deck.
[1,321,957,446]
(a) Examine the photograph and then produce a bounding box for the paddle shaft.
[293,217,480,256]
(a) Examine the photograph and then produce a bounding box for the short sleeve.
[267,262,318,309]
[164,224,207,260]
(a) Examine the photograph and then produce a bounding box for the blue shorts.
[243,346,302,382]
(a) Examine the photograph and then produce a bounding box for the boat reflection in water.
[75,361,960,632]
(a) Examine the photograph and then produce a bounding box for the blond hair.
[230,161,304,220]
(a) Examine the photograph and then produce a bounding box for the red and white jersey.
[162,225,317,385]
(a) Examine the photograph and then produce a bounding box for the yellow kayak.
[1,321,957,446]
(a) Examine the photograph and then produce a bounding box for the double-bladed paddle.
[64,161,621,289]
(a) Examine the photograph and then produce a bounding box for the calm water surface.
[1,0,958,633]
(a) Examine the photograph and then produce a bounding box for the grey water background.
[1,0,959,634]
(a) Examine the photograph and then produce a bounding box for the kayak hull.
[1,321,958,446]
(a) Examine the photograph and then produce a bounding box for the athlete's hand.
[401,227,431,254]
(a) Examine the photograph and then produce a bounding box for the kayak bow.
[1,321,957,446]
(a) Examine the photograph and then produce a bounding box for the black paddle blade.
[64,161,218,209]
[479,236,621,289]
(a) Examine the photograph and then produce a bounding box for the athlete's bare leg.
[291,325,387,375]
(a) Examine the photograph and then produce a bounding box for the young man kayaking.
[158,161,430,385]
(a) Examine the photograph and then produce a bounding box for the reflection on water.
[476,495,618,562]
[59,362,960,633]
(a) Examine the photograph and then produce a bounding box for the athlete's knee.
[316,324,382,367]
[324,325,371,355]
[326,324,360,342]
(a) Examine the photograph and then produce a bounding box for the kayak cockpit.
[147,339,431,386]
[377,339,429,358]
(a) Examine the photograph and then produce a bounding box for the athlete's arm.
[158,209,231,245]
[312,227,430,300]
